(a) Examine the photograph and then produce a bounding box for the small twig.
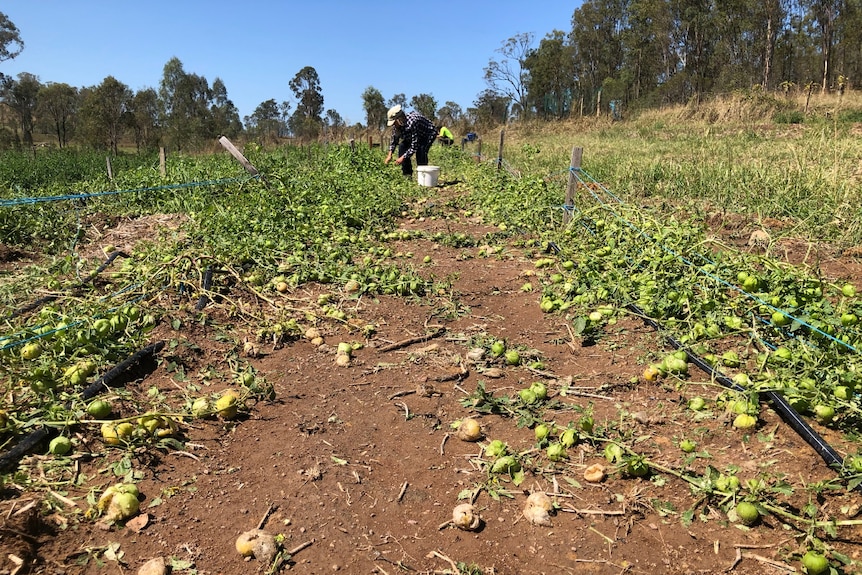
[440,433,449,455]
[395,401,410,420]
[388,389,416,400]
[561,506,625,516]
[396,482,408,502]
[427,550,460,574]
[378,328,446,353]
[286,539,315,556]
[741,552,796,572]
[47,490,78,508]
[169,450,201,461]
[257,502,277,529]
[589,525,615,545]
[726,547,743,572]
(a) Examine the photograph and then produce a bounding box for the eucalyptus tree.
[484,32,534,119]
[410,93,437,121]
[288,66,324,140]
[799,0,842,91]
[324,109,345,141]
[210,78,243,138]
[436,101,463,129]
[387,93,407,109]
[127,88,160,152]
[248,98,281,143]
[473,89,510,126]
[569,0,627,113]
[0,72,41,146]
[361,86,387,130]
[78,76,132,154]
[158,57,215,151]
[0,11,23,64]
[524,30,576,119]
[37,82,78,147]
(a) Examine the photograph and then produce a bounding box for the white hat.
[386,105,403,126]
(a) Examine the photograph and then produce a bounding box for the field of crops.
[2,111,862,575]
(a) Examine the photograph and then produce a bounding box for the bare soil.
[3,187,862,575]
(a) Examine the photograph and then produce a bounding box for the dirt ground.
[3,188,862,575]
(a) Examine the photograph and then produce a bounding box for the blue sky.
[1,1,581,126]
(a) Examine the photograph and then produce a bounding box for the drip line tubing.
[0,340,165,472]
[195,266,214,311]
[630,302,855,489]
[547,240,854,488]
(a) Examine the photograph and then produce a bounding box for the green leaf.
[331,456,348,465]
[511,469,525,486]
[681,508,694,526]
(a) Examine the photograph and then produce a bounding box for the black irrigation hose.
[0,340,165,473]
[195,266,213,311]
[548,241,853,484]
[6,250,129,321]
[629,303,859,491]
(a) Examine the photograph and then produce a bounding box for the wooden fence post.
[159,147,166,177]
[496,130,505,171]
[217,136,259,176]
[106,156,113,180]
[563,146,583,225]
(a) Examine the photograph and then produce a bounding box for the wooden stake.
[218,136,259,176]
[563,146,583,224]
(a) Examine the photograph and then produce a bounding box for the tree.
[127,88,160,152]
[37,82,78,147]
[0,12,24,63]
[410,93,437,121]
[210,78,243,138]
[436,101,463,129]
[248,98,281,142]
[525,30,576,119]
[361,86,387,130]
[473,89,510,126]
[484,32,534,119]
[800,0,841,91]
[158,57,215,151]
[288,66,324,140]
[324,109,345,141]
[569,0,628,114]
[79,76,132,154]
[387,93,407,108]
[1,72,41,146]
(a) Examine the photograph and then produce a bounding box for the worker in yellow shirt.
[438,126,454,146]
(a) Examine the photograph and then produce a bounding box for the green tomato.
[518,388,537,405]
[842,283,857,298]
[801,551,829,575]
[534,424,551,442]
[546,442,566,461]
[87,399,112,418]
[688,397,706,411]
[679,439,697,453]
[529,381,547,400]
[505,350,521,366]
[490,341,506,357]
[48,436,72,455]
[735,501,760,526]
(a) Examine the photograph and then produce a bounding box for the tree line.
[486,0,859,121]
[0,1,858,152]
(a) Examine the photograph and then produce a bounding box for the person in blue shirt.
[384,105,436,178]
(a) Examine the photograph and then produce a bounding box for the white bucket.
[417,165,440,187]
